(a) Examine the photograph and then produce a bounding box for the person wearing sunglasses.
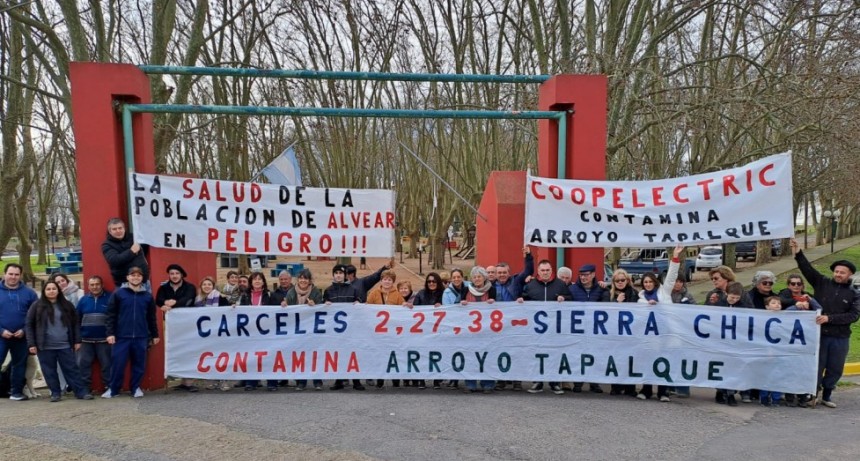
[607,269,638,397]
[740,271,777,310]
[778,274,821,312]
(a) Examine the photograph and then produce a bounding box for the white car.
[695,246,723,271]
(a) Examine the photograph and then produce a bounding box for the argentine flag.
[260,145,302,186]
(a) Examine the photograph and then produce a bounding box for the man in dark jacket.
[324,264,365,391]
[101,218,150,289]
[791,238,860,408]
[76,275,112,393]
[155,264,197,392]
[569,263,606,393]
[517,259,571,395]
[102,266,159,399]
[0,263,39,401]
[346,258,393,302]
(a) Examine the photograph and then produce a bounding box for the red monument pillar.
[69,63,214,390]
[477,75,607,279]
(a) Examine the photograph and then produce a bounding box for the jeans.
[37,347,87,397]
[244,380,278,388]
[110,338,148,394]
[819,335,850,391]
[759,390,782,403]
[77,342,112,391]
[0,337,28,395]
[465,380,495,390]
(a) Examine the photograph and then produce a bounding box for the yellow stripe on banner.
[844,362,860,376]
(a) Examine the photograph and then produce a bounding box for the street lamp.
[822,209,842,253]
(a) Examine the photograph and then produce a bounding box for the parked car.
[735,241,757,261]
[618,248,695,283]
[695,246,723,271]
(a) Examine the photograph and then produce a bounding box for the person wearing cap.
[155,264,197,392]
[790,238,860,408]
[568,263,608,394]
[324,264,365,391]
[102,266,159,399]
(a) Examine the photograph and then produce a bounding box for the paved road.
[2,382,859,460]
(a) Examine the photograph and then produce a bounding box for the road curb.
[844,362,860,376]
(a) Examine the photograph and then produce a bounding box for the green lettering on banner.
[708,361,724,381]
[580,354,594,374]
[407,351,420,372]
[452,352,465,372]
[681,359,697,380]
[535,353,549,374]
[628,356,643,377]
[605,355,618,377]
[386,351,400,372]
[428,351,442,372]
[498,352,511,373]
[558,353,571,374]
[653,357,673,383]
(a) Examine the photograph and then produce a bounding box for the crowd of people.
[1,218,859,409]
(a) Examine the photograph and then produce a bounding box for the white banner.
[525,152,794,247]
[165,302,819,394]
[129,173,395,256]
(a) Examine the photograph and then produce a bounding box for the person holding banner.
[704,266,736,306]
[636,245,684,402]
[157,264,199,393]
[237,272,279,392]
[790,238,860,408]
[607,269,639,397]
[569,263,607,394]
[221,271,242,305]
[285,269,324,391]
[442,269,469,305]
[346,260,394,303]
[519,260,571,395]
[194,277,230,307]
[398,281,416,306]
[462,266,497,394]
[413,273,445,308]
[102,266,159,399]
[270,271,294,306]
[493,246,534,302]
[101,218,150,290]
[367,270,407,389]
[325,264,366,391]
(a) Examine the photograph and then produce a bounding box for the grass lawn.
[770,245,860,362]
[0,255,52,278]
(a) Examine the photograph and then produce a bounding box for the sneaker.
[572,385,583,393]
[433,383,441,390]
[267,386,278,391]
[550,385,564,395]
[244,385,255,391]
[741,396,752,404]
[133,388,144,398]
[822,400,837,408]
[8,393,28,401]
[418,383,426,390]
[494,383,506,391]
[314,385,322,391]
[636,393,647,400]
[353,384,366,391]
[512,382,523,391]
[205,383,219,390]
[101,390,114,399]
[329,382,345,391]
[727,394,738,407]
[187,385,199,393]
[659,395,671,402]
[220,385,231,392]
[295,385,306,391]
[527,383,544,394]
[482,389,493,394]
[50,394,61,402]
[590,385,603,394]
[77,394,94,400]
[715,391,726,404]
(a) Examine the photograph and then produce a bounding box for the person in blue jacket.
[0,263,39,401]
[493,246,534,301]
[75,275,113,394]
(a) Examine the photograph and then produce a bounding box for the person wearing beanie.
[790,238,860,408]
[155,264,197,392]
[324,264,365,391]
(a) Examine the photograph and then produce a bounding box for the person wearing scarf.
[54,273,84,306]
[636,245,684,402]
[283,269,324,390]
[194,277,229,307]
[462,266,497,394]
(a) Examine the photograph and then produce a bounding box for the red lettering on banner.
[243,230,257,253]
[325,351,339,372]
[652,186,665,206]
[631,189,645,208]
[531,180,546,199]
[215,181,227,201]
[612,188,623,208]
[273,351,286,373]
[673,184,689,203]
[255,351,268,372]
[292,351,305,372]
[233,352,247,372]
[182,179,194,198]
[591,188,605,206]
[198,181,212,200]
[697,179,714,200]
[197,352,213,372]
[207,228,218,250]
[759,163,776,186]
[722,175,740,196]
[299,234,311,253]
[549,185,563,199]
[225,229,237,251]
[327,212,397,229]
[347,352,360,372]
[311,351,318,372]
[571,188,586,204]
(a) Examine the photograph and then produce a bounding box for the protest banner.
[165,302,819,394]
[128,173,396,256]
[525,152,794,247]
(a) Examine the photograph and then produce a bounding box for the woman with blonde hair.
[607,268,638,397]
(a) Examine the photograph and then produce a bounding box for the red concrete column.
[69,62,214,391]
[476,75,607,280]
